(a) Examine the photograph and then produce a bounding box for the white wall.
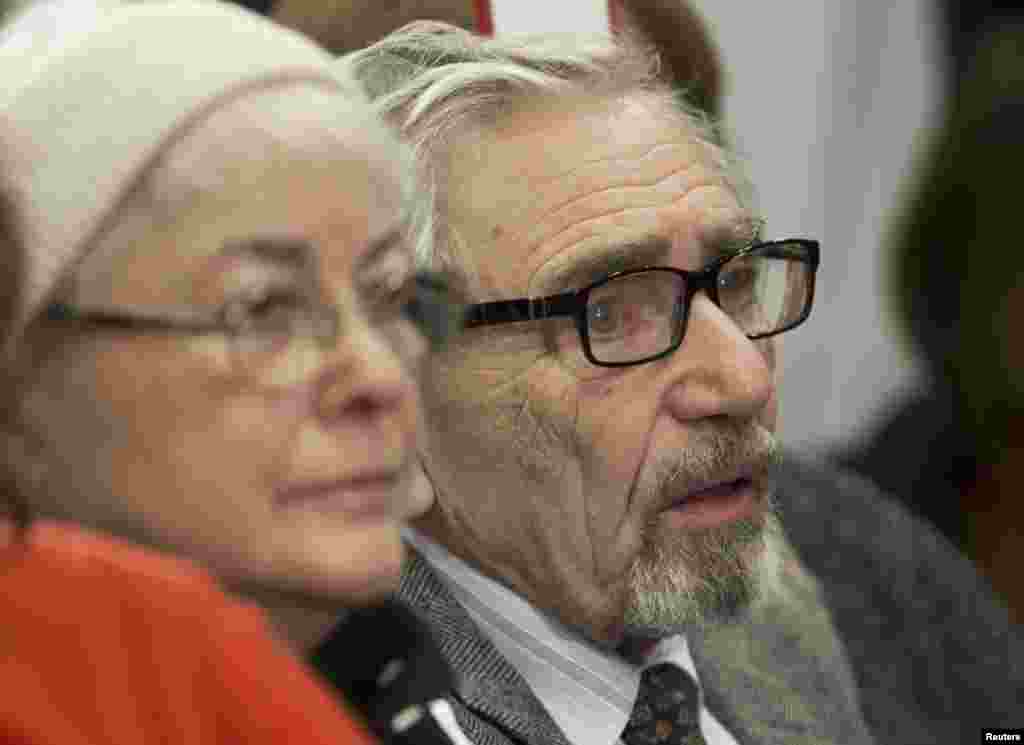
[689,0,944,451]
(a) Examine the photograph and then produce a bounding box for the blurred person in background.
[330,9,1024,745]
[0,2,466,743]
[868,23,1024,621]
[833,6,1024,622]
[834,0,1024,558]
[938,0,1024,92]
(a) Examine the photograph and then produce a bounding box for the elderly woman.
[0,118,376,743]
[0,1,459,742]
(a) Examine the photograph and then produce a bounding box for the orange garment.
[0,521,376,745]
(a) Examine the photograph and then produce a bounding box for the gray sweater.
[773,453,1023,744]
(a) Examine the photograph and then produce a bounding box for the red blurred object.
[608,0,626,32]
[474,0,494,35]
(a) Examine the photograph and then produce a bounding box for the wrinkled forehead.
[78,84,408,281]
[447,94,749,297]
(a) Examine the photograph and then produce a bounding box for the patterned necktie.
[621,662,708,745]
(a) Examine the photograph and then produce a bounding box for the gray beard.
[622,505,782,637]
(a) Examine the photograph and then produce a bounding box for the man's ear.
[272,0,479,55]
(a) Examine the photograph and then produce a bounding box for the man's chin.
[622,509,782,635]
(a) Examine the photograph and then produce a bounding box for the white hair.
[336,21,752,282]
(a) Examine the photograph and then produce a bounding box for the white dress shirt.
[405,529,740,745]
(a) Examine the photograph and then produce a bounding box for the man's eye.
[587,298,627,337]
[718,263,758,295]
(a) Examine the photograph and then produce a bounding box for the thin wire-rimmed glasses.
[44,271,464,388]
[464,238,820,367]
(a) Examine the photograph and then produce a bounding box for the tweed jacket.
[399,513,876,743]
[397,454,1024,745]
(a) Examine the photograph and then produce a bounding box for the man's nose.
[661,293,775,421]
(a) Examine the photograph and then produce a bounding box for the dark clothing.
[833,387,975,550]
[313,600,460,745]
[939,0,1024,89]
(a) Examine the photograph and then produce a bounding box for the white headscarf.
[0,0,356,342]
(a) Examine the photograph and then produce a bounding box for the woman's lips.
[661,477,760,530]
[275,472,403,519]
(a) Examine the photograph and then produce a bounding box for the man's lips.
[667,476,754,507]
[660,474,762,530]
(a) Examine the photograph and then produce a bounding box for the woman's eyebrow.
[217,237,313,270]
[357,226,407,273]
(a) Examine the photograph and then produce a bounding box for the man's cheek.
[578,410,648,506]
[759,390,780,433]
[758,337,778,371]
[758,338,780,431]
[430,335,548,403]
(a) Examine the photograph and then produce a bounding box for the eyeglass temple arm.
[464,293,579,328]
[754,239,820,265]
[44,302,225,334]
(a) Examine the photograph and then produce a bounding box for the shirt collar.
[403,528,699,745]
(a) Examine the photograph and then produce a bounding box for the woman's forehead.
[75,86,408,294]
[155,85,401,212]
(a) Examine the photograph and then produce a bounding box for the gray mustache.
[652,421,779,500]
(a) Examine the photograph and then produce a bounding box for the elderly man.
[316,21,1024,745]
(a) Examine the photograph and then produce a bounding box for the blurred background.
[696,0,941,455]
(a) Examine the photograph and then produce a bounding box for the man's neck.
[405,525,634,650]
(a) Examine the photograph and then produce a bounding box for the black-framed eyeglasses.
[464,238,820,367]
[44,271,464,387]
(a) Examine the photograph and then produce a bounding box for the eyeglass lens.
[224,274,459,388]
[585,241,812,364]
[586,271,686,365]
[224,290,331,387]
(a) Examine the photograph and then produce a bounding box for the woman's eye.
[226,286,307,333]
[366,275,416,318]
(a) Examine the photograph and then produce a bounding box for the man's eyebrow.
[539,238,672,295]
[703,217,767,261]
